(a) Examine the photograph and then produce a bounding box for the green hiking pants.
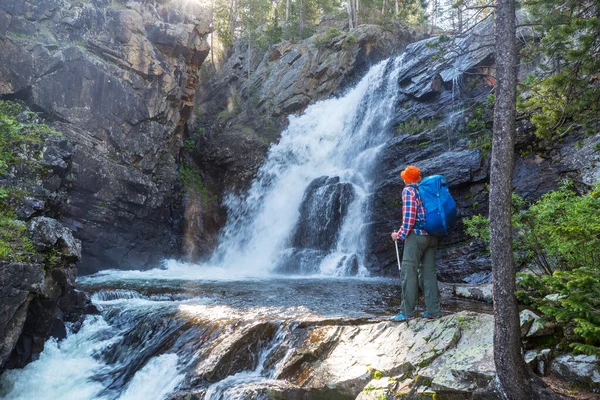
[399,232,441,318]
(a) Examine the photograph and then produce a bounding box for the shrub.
[464,181,600,355]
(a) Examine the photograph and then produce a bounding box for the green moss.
[179,161,215,208]
[183,127,204,152]
[342,34,357,50]
[0,100,61,176]
[396,117,440,135]
[313,28,343,49]
[0,214,36,262]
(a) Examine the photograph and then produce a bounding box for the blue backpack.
[413,175,457,236]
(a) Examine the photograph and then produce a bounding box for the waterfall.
[210,55,406,276]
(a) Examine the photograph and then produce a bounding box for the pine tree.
[518,0,600,138]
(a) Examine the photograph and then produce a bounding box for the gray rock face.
[291,176,356,251]
[28,217,82,260]
[551,354,600,389]
[0,0,211,274]
[0,263,44,369]
[364,16,600,280]
[0,104,94,372]
[272,176,356,274]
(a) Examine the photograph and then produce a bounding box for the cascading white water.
[210,55,406,276]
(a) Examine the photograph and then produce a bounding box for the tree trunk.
[489,1,565,399]
[229,0,237,41]
[285,0,289,23]
[355,0,359,27]
[210,0,215,66]
[395,0,398,15]
[346,0,354,30]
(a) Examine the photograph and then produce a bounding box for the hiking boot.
[420,311,442,319]
[390,312,410,322]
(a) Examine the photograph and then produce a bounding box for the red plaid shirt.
[396,184,427,240]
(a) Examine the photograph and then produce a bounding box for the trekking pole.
[394,239,409,325]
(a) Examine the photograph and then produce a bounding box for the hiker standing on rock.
[391,165,443,322]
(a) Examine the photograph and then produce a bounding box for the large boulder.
[0,0,211,274]
[550,354,600,390]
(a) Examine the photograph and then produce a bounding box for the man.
[391,165,442,321]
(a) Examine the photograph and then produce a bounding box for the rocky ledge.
[166,308,598,399]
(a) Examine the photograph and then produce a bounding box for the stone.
[550,353,600,389]
[274,311,494,398]
[519,309,540,337]
[28,216,82,261]
[524,348,551,376]
[356,376,396,400]
[526,318,554,338]
[0,262,44,370]
[0,0,212,274]
[290,176,356,252]
[15,197,45,219]
[454,283,493,303]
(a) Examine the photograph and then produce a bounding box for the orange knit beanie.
[400,165,421,183]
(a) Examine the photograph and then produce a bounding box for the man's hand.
[391,232,398,241]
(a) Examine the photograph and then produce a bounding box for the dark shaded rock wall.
[0,0,211,274]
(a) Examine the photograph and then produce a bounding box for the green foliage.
[184,128,204,152]
[0,214,36,262]
[396,117,439,135]
[0,100,60,176]
[343,34,357,47]
[465,182,600,355]
[313,28,343,49]
[517,268,600,356]
[465,99,493,159]
[179,161,215,208]
[518,0,600,138]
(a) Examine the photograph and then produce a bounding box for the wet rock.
[194,321,278,383]
[291,176,356,252]
[274,248,326,274]
[550,354,600,389]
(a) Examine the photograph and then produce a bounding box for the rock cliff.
[0,102,94,372]
[0,0,211,274]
